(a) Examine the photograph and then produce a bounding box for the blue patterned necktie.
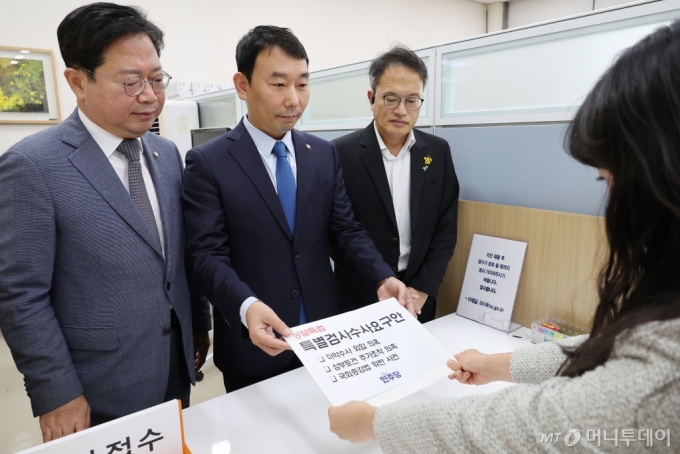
[273,142,296,235]
[272,141,307,324]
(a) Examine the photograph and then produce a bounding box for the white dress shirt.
[243,115,297,189]
[78,108,165,257]
[240,116,297,327]
[374,122,416,273]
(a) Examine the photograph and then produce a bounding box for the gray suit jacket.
[0,109,211,418]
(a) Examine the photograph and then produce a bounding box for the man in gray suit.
[0,3,210,441]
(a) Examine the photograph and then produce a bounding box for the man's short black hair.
[57,2,164,81]
[369,45,428,90]
[236,26,309,82]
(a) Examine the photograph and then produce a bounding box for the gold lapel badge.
[153,151,159,158]
[423,155,432,171]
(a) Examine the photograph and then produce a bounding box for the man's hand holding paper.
[377,277,420,317]
[245,301,293,356]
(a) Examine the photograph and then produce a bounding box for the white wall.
[507,0,644,29]
[487,2,507,32]
[0,0,486,153]
[595,0,645,9]
[508,0,592,28]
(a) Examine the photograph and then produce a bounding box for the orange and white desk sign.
[18,400,191,454]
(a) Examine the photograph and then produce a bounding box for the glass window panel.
[300,69,373,128]
[300,56,430,130]
[419,56,430,121]
[197,94,238,128]
[440,12,677,119]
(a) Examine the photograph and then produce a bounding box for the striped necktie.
[117,139,161,249]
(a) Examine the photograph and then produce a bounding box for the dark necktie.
[272,141,307,324]
[117,139,162,249]
[273,141,296,234]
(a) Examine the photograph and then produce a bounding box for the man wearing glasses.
[332,46,460,323]
[0,3,210,440]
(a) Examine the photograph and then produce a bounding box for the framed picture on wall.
[0,46,61,124]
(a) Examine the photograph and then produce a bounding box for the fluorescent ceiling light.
[14,55,24,59]
[10,61,19,65]
[20,50,30,53]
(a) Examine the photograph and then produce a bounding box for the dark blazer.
[331,122,459,313]
[0,110,211,419]
[182,119,393,378]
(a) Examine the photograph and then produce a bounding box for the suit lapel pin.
[306,144,311,149]
[423,155,432,171]
[153,151,159,158]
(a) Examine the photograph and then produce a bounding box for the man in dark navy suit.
[182,26,416,392]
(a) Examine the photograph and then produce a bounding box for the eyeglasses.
[374,90,424,111]
[83,69,172,97]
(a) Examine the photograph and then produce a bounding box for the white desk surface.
[183,313,531,454]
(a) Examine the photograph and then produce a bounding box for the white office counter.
[183,313,531,454]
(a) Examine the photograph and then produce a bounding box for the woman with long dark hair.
[328,19,680,453]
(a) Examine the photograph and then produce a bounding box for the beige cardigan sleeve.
[510,334,587,384]
[374,321,680,453]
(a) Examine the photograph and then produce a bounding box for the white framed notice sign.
[457,234,527,332]
[286,298,452,407]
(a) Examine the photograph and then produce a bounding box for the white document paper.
[457,234,527,332]
[286,298,452,407]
